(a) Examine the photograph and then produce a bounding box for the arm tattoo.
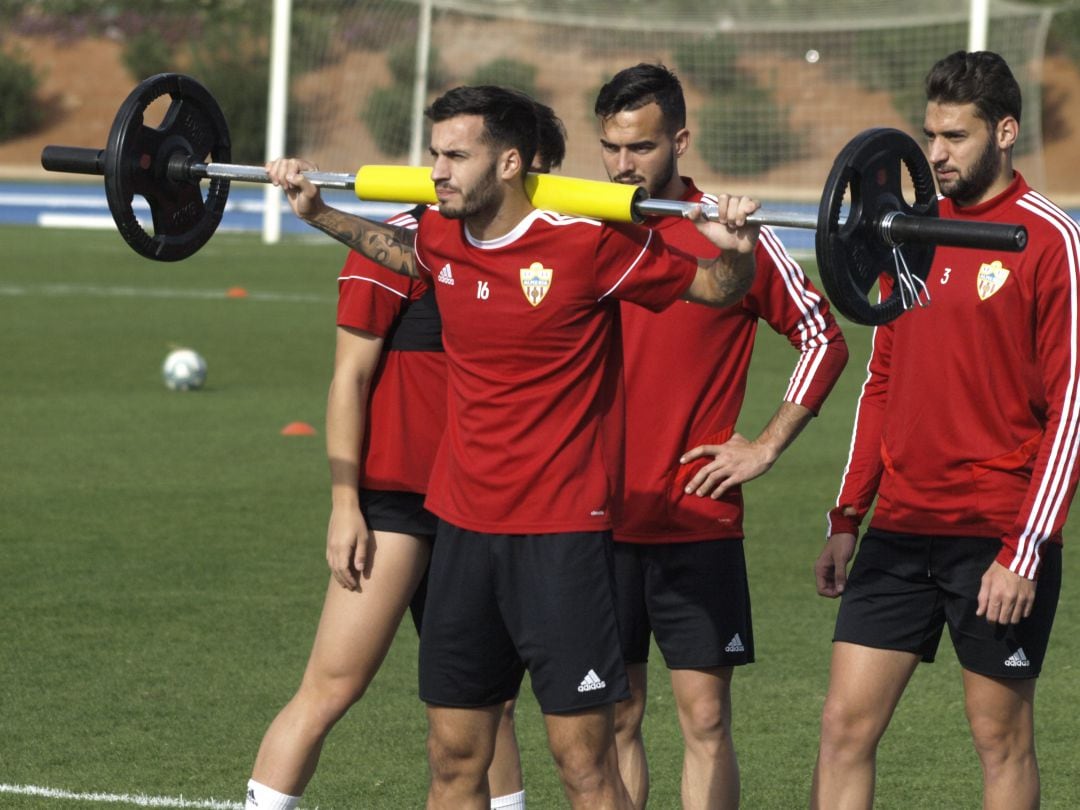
[696,252,755,307]
[308,209,418,278]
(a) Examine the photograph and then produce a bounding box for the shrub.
[0,46,41,141]
[365,84,413,156]
[695,86,802,176]
[672,36,741,93]
[121,29,175,80]
[387,42,444,87]
[468,58,538,98]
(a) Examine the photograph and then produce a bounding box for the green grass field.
[3,223,1079,809]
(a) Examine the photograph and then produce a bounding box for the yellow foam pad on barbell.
[354,165,642,223]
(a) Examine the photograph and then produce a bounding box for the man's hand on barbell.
[266,157,327,221]
[685,193,761,255]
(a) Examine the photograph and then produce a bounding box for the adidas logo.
[1004,648,1031,668]
[577,668,607,693]
[245,788,258,808]
[437,263,455,285]
[725,633,745,653]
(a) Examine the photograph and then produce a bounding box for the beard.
[937,135,1000,206]
[611,149,677,198]
[438,163,501,220]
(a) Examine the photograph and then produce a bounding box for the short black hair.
[425,85,540,172]
[925,50,1022,126]
[594,63,686,133]
[533,100,567,171]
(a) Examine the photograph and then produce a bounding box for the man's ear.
[498,148,524,181]
[673,127,690,158]
[996,116,1019,150]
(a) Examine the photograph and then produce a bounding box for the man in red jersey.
[244,103,567,810]
[593,64,848,809]
[267,85,761,810]
[812,51,1079,810]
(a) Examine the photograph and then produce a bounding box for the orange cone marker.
[281,421,317,436]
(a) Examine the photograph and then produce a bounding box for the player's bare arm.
[266,157,419,278]
[681,401,814,498]
[682,194,760,307]
[310,212,418,279]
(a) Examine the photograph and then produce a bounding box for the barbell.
[40,72,1027,326]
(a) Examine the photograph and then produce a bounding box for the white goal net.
[281,0,1053,201]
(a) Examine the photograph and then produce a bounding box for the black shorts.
[359,489,436,633]
[614,539,754,669]
[418,521,630,714]
[359,489,438,537]
[835,528,1061,678]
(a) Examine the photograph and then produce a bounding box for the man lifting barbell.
[271,84,760,810]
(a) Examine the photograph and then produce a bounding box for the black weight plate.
[815,128,937,326]
[103,73,231,262]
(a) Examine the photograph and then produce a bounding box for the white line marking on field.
[0,283,333,304]
[0,782,244,809]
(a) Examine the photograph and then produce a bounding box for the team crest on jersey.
[977,260,1010,300]
[520,261,553,307]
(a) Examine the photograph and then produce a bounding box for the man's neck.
[465,189,535,242]
[655,173,688,202]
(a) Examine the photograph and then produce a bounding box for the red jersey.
[336,207,447,494]
[616,180,848,543]
[828,173,1080,579]
[413,208,698,534]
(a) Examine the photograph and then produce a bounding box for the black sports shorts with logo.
[614,538,754,669]
[834,528,1061,678]
[418,520,631,714]
[359,489,436,633]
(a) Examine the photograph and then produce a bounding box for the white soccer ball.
[162,348,208,391]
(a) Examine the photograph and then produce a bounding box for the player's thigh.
[305,530,431,683]
[669,666,734,735]
[544,704,619,769]
[643,539,754,669]
[614,662,648,734]
[961,668,1037,747]
[820,642,920,740]
[427,703,503,766]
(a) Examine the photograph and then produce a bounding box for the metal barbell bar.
[38,72,1029,325]
[41,146,1028,255]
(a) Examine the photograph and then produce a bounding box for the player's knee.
[678,695,731,746]
[818,697,882,758]
[551,747,610,797]
[427,727,490,783]
[294,672,367,725]
[967,711,1034,765]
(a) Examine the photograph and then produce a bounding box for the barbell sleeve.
[878,210,1028,252]
[41,145,105,176]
